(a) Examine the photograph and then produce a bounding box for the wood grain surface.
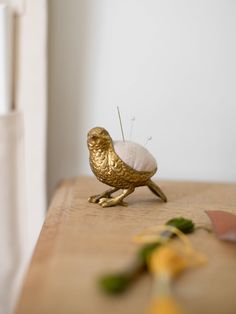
[14,177,236,314]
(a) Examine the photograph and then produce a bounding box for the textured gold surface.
[87,127,167,207]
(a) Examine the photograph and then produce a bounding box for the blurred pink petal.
[205,210,236,242]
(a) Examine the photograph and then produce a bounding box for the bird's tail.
[147,179,167,202]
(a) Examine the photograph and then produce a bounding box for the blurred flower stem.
[99,217,195,294]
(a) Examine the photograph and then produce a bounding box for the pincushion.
[87,127,167,207]
[113,140,157,172]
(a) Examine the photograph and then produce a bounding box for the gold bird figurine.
[87,127,167,207]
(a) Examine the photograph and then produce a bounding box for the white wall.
[48,0,236,198]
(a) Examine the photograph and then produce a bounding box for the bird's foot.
[88,195,102,203]
[98,197,128,208]
[88,187,120,204]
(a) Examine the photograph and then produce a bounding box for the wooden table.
[15,177,236,314]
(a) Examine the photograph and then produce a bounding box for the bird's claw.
[98,197,114,207]
[98,197,127,208]
[88,195,100,203]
